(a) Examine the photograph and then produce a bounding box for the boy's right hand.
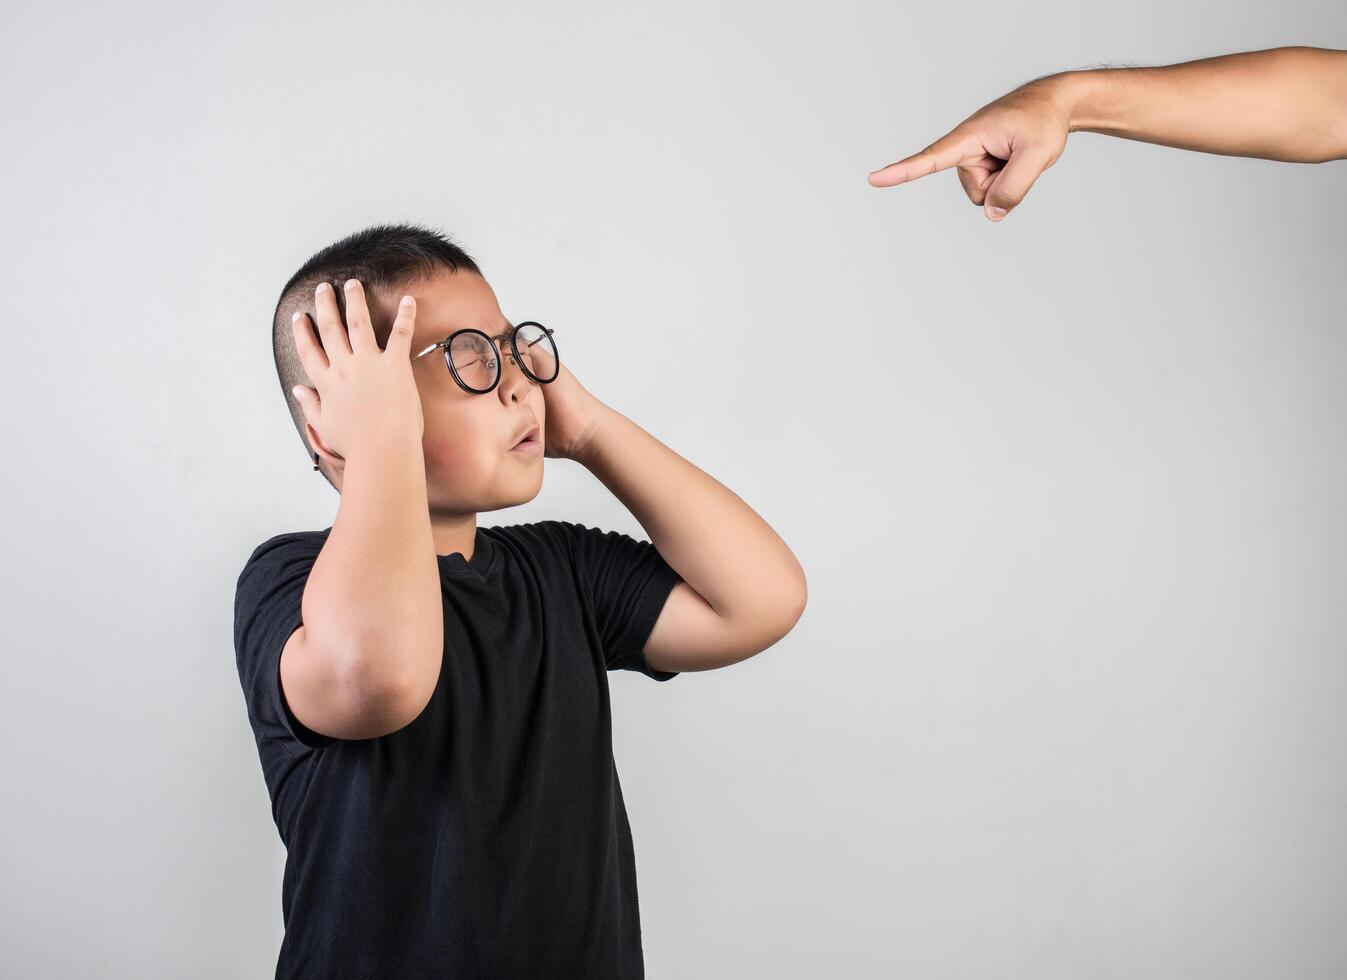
[290,278,424,465]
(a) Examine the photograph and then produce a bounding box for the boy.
[234,223,807,978]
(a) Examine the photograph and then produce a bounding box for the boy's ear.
[305,422,345,474]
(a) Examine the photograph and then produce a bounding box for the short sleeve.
[233,531,337,751]
[547,521,683,682]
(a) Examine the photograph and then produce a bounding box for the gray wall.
[2,1,1344,977]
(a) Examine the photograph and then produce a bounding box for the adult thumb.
[982,145,1053,221]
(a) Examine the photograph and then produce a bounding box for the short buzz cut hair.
[271,221,482,486]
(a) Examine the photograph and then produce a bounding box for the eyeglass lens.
[448,324,557,392]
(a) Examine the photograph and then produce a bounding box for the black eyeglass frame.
[412,322,559,394]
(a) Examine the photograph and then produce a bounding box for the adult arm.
[868,46,1347,221]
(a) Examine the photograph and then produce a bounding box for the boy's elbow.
[780,571,807,636]
[748,575,808,652]
[344,641,441,736]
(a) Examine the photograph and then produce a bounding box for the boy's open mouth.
[510,422,542,454]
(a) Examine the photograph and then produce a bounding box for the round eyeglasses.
[412,322,559,394]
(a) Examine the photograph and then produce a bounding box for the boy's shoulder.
[486,518,592,539]
[246,526,331,555]
[486,520,666,582]
[235,520,633,581]
[236,527,332,582]
[249,526,332,549]
[485,519,621,556]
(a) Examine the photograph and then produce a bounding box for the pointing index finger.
[868,131,984,188]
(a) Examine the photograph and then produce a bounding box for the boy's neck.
[432,513,478,561]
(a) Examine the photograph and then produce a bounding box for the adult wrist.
[1050,68,1129,136]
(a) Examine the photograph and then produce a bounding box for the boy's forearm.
[1053,46,1347,163]
[302,437,444,699]
[575,406,806,630]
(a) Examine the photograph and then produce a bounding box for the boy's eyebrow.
[429,321,514,342]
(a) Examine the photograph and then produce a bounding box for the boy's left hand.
[540,361,607,463]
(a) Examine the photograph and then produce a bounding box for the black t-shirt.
[233,520,682,980]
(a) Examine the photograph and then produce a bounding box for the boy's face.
[398,268,545,517]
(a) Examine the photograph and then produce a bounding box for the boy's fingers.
[387,294,417,356]
[342,278,379,354]
[313,280,352,359]
[291,311,331,376]
[289,383,319,424]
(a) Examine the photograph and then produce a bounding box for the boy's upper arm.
[235,532,412,749]
[639,578,748,674]
[544,520,685,682]
[543,520,795,676]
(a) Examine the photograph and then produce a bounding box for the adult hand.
[867,76,1072,223]
[867,47,1347,223]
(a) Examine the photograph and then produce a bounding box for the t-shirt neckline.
[437,525,497,578]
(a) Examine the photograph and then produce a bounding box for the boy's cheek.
[424,440,463,477]
[423,440,490,488]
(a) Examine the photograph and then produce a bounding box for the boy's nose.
[496,349,535,398]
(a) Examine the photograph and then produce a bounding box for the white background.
[2,2,1345,977]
